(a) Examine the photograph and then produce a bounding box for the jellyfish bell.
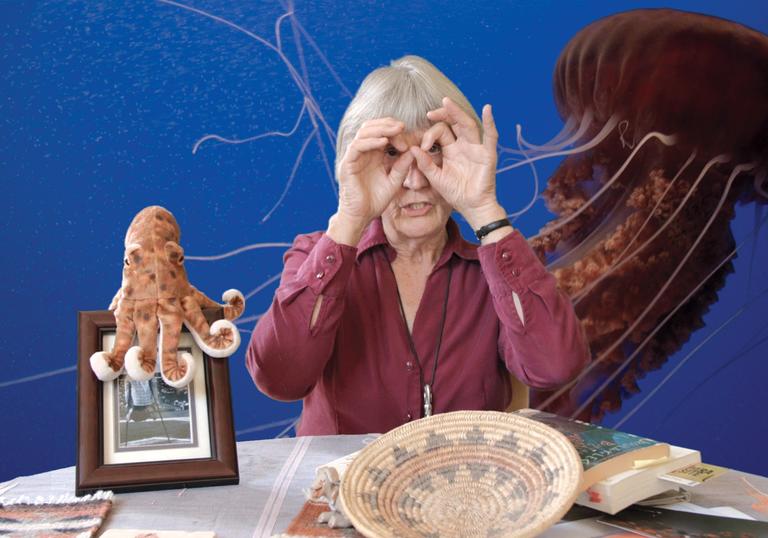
[525,9,768,421]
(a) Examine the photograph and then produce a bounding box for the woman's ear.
[164,241,185,265]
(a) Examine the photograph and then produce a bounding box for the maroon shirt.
[246,217,590,435]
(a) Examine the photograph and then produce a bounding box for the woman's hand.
[329,118,415,245]
[409,97,506,230]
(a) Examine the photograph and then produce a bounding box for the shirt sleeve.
[477,229,591,390]
[245,231,357,401]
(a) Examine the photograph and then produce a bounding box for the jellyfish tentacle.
[161,0,340,200]
[185,242,292,262]
[235,312,265,326]
[535,159,752,413]
[557,161,755,417]
[500,112,582,155]
[654,318,768,433]
[506,125,541,220]
[245,273,281,301]
[582,239,768,425]
[517,109,594,154]
[614,283,768,429]
[192,99,308,154]
[261,126,317,223]
[570,150,697,303]
[531,130,679,244]
[274,9,293,52]
[754,169,768,200]
[499,116,576,156]
[569,150,707,305]
[158,0,334,139]
[564,160,749,415]
[746,203,764,297]
[496,114,621,174]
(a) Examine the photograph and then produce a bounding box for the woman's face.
[380,128,453,243]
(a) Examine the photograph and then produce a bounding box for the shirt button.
[406,361,413,370]
[512,267,521,277]
[501,251,510,260]
[325,254,335,263]
[315,270,325,279]
[406,414,412,421]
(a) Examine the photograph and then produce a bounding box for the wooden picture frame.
[76,309,239,495]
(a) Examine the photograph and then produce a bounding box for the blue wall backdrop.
[2,0,766,481]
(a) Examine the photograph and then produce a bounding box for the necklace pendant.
[423,384,433,417]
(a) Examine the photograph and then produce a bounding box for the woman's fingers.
[409,146,441,183]
[344,137,388,166]
[388,150,415,186]
[420,121,456,152]
[355,118,405,141]
[427,97,481,144]
[481,104,499,152]
[355,118,409,153]
[387,132,411,153]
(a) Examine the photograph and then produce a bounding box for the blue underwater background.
[2,0,767,481]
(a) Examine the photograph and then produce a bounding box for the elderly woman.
[246,55,590,435]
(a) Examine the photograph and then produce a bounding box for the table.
[4,435,768,537]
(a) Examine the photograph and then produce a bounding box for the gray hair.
[334,55,482,180]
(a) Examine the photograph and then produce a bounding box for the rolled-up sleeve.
[246,232,357,401]
[478,229,590,390]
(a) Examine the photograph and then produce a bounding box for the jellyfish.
[517,9,768,422]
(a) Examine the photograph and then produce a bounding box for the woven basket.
[338,410,582,538]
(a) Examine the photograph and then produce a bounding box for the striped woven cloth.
[0,490,113,537]
[273,501,363,537]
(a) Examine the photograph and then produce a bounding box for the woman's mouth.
[401,202,433,216]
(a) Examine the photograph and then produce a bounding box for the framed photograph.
[76,310,239,495]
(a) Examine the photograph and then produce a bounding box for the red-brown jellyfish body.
[525,9,768,421]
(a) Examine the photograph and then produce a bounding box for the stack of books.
[514,408,702,514]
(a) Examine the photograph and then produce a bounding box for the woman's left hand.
[409,97,505,229]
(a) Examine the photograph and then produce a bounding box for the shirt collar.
[356,216,479,265]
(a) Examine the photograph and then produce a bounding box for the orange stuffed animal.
[90,206,245,388]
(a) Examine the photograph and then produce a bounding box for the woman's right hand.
[328,118,415,245]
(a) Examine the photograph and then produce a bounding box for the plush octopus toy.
[90,206,245,388]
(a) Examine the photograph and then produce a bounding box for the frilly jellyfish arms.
[526,8,768,422]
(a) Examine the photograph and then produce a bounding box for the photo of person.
[113,349,199,451]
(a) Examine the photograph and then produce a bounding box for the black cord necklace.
[388,258,453,418]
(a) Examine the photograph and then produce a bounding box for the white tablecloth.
[4,435,768,537]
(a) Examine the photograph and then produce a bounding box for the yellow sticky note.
[661,463,729,487]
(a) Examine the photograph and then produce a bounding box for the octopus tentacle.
[90,301,135,381]
[124,299,159,381]
[221,289,245,320]
[158,300,195,388]
[108,288,123,312]
[181,295,241,358]
[189,285,245,321]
